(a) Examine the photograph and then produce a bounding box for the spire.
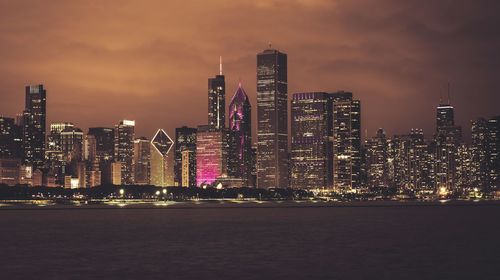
[238,77,242,88]
[219,56,223,75]
[447,82,451,104]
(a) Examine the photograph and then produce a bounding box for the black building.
[23,84,47,168]
[227,83,252,186]
[174,126,197,187]
[256,48,288,189]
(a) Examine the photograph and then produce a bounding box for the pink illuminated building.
[196,125,227,186]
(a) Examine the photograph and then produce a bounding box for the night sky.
[1,0,499,142]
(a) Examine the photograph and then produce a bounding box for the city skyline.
[1,1,500,142]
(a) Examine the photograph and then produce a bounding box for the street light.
[119,189,124,197]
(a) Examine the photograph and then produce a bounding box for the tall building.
[290,92,332,189]
[256,48,288,189]
[365,128,388,189]
[471,116,499,191]
[46,122,74,185]
[208,58,225,130]
[23,84,47,168]
[150,129,173,187]
[331,92,361,191]
[228,82,252,186]
[114,120,135,185]
[434,101,462,192]
[181,149,195,187]
[0,117,23,158]
[133,137,151,185]
[392,129,435,194]
[174,126,197,187]
[60,127,84,162]
[196,125,227,186]
[87,127,115,184]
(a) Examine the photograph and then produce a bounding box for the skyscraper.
[434,100,462,192]
[256,48,288,189]
[471,116,499,191]
[290,92,332,189]
[114,120,135,185]
[365,128,388,190]
[331,92,361,191]
[196,125,227,186]
[228,82,252,186]
[60,127,84,162]
[133,137,151,185]
[208,58,225,130]
[88,127,115,184]
[0,116,23,159]
[181,149,194,187]
[150,129,173,187]
[46,122,74,185]
[174,126,197,187]
[23,84,47,168]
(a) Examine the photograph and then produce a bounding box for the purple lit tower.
[228,82,253,186]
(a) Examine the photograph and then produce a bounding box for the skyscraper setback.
[23,84,46,168]
[208,58,225,130]
[256,48,288,189]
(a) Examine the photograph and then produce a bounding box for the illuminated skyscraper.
[181,149,194,187]
[114,120,135,185]
[228,82,252,186]
[150,129,173,187]
[290,92,332,189]
[88,127,115,184]
[174,126,197,187]
[331,92,361,191]
[46,122,74,185]
[392,129,435,194]
[0,117,22,159]
[365,128,388,189]
[23,84,46,168]
[256,48,288,189]
[208,58,225,130]
[61,127,84,162]
[471,116,499,191]
[434,100,462,192]
[133,137,151,185]
[196,125,227,186]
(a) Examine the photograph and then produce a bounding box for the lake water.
[0,202,498,279]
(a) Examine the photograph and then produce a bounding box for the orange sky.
[1,0,499,142]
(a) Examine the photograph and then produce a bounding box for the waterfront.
[0,202,499,279]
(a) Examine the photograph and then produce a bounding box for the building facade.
[133,137,151,185]
[150,129,173,187]
[228,83,252,186]
[196,125,227,186]
[114,120,135,184]
[174,126,197,187]
[23,84,47,168]
[290,92,332,189]
[256,48,288,189]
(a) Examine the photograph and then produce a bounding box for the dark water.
[0,203,499,280]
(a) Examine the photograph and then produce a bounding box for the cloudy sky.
[0,0,499,142]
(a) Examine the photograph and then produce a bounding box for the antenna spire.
[447,82,451,104]
[219,56,223,75]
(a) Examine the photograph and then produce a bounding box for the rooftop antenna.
[219,56,223,75]
[269,42,272,49]
[238,77,242,88]
[447,82,451,104]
